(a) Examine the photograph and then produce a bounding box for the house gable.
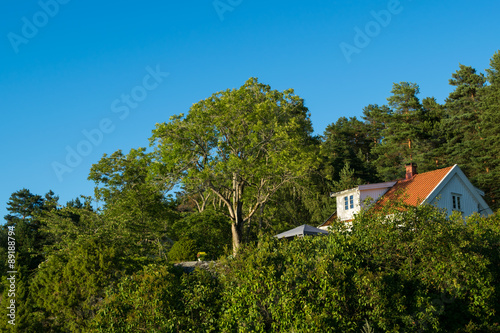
[425,165,493,216]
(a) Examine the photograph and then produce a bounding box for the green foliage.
[4,190,500,332]
[1,189,58,274]
[90,264,222,332]
[172,210,231,260]
[0,265,42,332]
[217,205,500,332]
[29,238,127,331]
[321,116,377,184]
[331,162,363,193]
[361,319,375,333]
[90,264,183,332]
[476,51,500,209]
[88,148,179,259]
[0,189,59,331]
[442,64,486,178]
[370,82,437,180]
[168,238,197,262]
[150,77,318,253]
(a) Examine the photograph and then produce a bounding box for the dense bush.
[172,210,232,260]
[14,205,500,332]
[168,238,197,262]
[28,238,127,332]
[90,264,221,332]
[217,205,500,332]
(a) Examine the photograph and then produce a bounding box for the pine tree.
[321,116,377,184]
[0,190,59,331]
[370,82,431,180]
[476,51,500,210]
[442,64,486,176]
[420,96,446,170]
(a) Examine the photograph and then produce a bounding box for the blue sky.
[1,0,499,219]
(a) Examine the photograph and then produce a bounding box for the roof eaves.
[330,187,359,197]
[358,181,397,191]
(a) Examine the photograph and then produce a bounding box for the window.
[350,195,354,209]
[452,194,462,211]
[344,196,348,210]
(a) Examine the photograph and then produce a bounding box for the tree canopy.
[149,77,318,254]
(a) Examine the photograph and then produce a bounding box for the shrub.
[90,264,222,332]
[173,210,232,260]
[168,238,197,262]
[217,205,500,332]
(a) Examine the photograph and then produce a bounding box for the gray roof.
[274,224,329,239]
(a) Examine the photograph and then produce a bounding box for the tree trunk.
[231,220,243,256]
[259,203,264,231]
[231,173,245,256]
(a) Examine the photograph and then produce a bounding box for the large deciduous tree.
[149,78,317,254]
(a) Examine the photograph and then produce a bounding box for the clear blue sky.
[1,0,499,219]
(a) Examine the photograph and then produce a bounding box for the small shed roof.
[274,224,329,239]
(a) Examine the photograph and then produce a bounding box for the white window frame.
[452,193,462,211]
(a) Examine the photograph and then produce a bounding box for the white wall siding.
[335,187,392,221]
[336,188,360,221]
[431,174,479,216]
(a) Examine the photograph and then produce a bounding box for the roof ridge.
[394,165,455,182]
[377,165,455,208]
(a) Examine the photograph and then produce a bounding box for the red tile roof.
[377,165,454,207]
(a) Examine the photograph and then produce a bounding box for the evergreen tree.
[2,189,58,271]
[362,104,392,149]
[0,189,59,332]
[442,64,486,176]
[420,96,446,169]
[371,83,430,180]
[30,238,125,331]
[477,51,500,210]
[321,116,377,184]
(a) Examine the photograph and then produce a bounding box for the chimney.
[405,163,417,180]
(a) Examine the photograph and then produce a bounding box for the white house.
[319,164,493,229]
